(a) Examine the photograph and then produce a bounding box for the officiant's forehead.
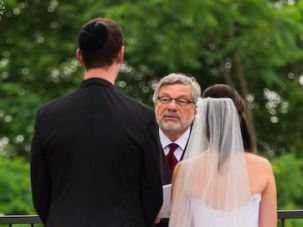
[158,84,193,99]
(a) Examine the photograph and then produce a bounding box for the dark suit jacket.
[30,78,163,227]
[156,130,191,227]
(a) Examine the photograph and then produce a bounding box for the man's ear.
[76,49,85,66]
[116,46,125,64]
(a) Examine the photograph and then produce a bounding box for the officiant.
[153,73,201,227]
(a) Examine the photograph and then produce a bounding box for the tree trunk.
[232,51,257,152]
[220,58,236,88]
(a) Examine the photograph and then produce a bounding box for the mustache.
[163,112,180,119]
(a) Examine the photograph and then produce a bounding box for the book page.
[158,184,172,218]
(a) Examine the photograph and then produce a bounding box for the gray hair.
[153,73,201,104]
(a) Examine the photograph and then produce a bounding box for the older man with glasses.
[153,73,201,227]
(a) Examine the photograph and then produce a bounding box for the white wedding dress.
[190,193,261,227]
[169,98,262,227]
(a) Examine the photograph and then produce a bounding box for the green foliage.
[1,0,303,158]
[272,153,303,208]
[0,0,303,217]
[272,153,303,227]
[0,156,34,214]
[0,0,4,20]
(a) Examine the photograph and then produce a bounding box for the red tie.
[166,143,178,172]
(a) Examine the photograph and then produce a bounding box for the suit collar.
[80,77,114,89]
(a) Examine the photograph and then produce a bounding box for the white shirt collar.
[159,127,191,150]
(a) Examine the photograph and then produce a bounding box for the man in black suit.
[153,73,201,227]
[30,17,163,227]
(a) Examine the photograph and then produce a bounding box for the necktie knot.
[166,143,178,156]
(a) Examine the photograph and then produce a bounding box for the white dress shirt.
[159,127,191,161]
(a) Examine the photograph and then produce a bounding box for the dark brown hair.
[202,84,254,152]
[78,18,123,69]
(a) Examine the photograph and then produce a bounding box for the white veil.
[169,98,252,227]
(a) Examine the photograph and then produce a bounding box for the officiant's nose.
[167,100,178,111]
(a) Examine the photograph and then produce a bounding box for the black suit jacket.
[30,78,163,227]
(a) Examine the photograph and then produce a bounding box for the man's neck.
[162,128,189,142]
[84,65,119,85]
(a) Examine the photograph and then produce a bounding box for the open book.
[158,184,172,218]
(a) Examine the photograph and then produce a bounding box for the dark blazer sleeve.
[30,109,51,224]
[140,111,163,226]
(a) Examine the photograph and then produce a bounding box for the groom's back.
[31,79,162,227]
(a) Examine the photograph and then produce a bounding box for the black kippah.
[79,22,108,51]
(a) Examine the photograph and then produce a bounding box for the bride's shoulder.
[175,155,201,171]
[246,152,273,173]
[180,154,203,166]
[176,158,191,169]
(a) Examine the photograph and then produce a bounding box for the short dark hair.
[202,84,254,153]
[78,18,123,69]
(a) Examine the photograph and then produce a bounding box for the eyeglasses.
[157,96,194,106]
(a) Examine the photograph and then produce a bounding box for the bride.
[169,84,277,227]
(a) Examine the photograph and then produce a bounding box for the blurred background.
[0,0,303,226]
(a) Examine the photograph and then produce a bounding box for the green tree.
[1,0,303,216]
[0,156,34,214]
